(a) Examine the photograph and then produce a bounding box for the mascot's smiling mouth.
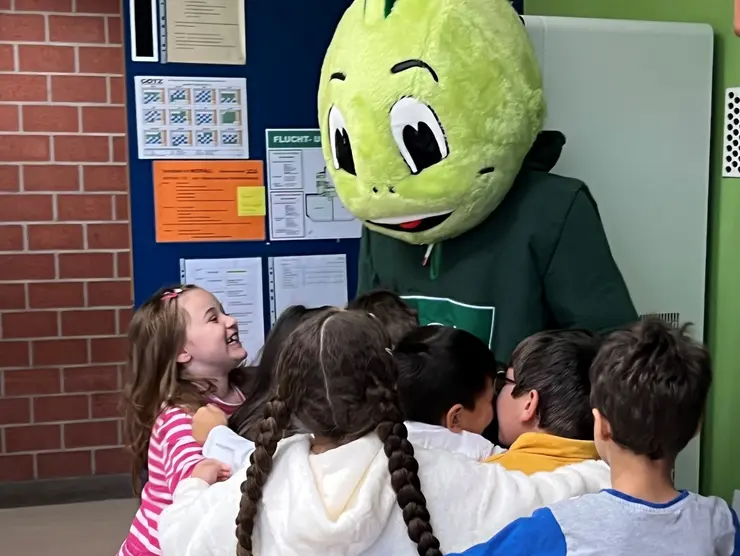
[369,210,452,232]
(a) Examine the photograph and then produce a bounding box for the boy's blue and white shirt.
[453,489,740,556]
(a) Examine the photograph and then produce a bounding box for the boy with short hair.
[488,329,601,473]
[347,289,419,346]
[453,319,739,556]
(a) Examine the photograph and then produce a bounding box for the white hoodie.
[159,433,609,556]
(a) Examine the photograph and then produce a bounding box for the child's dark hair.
[235,309,442,556]
[509,329,601,441]
[395,326,498,426]
[347,289,419,345]
[590,319,712,460]
[227,305,330,439]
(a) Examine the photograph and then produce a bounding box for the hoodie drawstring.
[422,244,441,280]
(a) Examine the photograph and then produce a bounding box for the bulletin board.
[123,0,524,325]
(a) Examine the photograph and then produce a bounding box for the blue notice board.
[123,0,524,324]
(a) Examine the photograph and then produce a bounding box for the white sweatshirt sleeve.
[202,425,256,474]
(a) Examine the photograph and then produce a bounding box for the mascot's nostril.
[389,186,396,194]
[372,186,379,193]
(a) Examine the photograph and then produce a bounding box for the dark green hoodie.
[356,132,637,361]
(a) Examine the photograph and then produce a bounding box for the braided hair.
[234,309,442,556]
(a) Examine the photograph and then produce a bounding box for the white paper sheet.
[269,254,348,323]
[135,76,249,159]
[266,129,362,240]
[180,257,265,362]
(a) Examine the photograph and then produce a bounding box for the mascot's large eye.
[328,106,356,176]
[390,97,448,174]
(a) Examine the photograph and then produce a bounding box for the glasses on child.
[494,368,516,394]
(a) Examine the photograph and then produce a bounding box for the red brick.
[116,252,131,278]
[57,194,112,221]
[109,76,124,104]
[0,13,45,42]
[112,136,127,162]
[4,368,60,396]
[63,365,118,392]
[51,75,107,103]
[64,419,118,448]
[5,424,61,452]
[24,165,80,192]
[78,46,123,74]
[0,44,14,72]
[0,454,34,482]
[0,225,24,251]
[0,254,54,280]
[114,195,129,221]
[61,309,116,337]
[49,15,106,44]
[94,447,129,475]
[117,307,132,333]
[2,310,58,339]
[29,281,84,309]
[28,224,84,250]
[54,135,110,163]
[0,165,20,192]
[90,337,126,363]
[37,450,92,479]
[0,74,47,102]
[87,223,129,249]
[87,280,131,307]
[0,135,50,162]
[0,105,19,132]
[0,194,53,222]
[59,252,114,279]
[82,106,126,134]
[77,0,122,14]
[34,394,89,422]
[0,283,26,310]
[91,392,121,418]
[32,338,88,367]
[107,16,123,45]
[18,45,75,73]
[23,105,79,133]
[0,397,31,425]
[0,341,30,367]
[83,165,126,192]
[15,0,73,11]
[0,0,8,8]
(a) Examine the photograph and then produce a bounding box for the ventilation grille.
[639,312,681,328]
[722,87,740,178]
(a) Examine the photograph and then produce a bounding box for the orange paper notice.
[153,160,266,243]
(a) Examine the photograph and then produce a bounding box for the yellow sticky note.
[237,186,266,217]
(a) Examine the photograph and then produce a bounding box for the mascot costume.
[318,0,637,361]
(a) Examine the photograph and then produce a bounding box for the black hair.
[228,305,330,439]
[508,329,601,441]
[590,319,712,460]
[394,326,498,426]
[347,289,419,346]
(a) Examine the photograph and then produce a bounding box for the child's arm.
[447,508,566,556]
[202,426,256,472]
[158,408,207,493]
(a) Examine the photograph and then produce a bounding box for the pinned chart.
[135,76,249,159]
[268,254,349,323]
[266,129,362,240]
[180,257,265,361]
[154,160,265,242]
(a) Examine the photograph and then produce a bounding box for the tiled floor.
[0,498,138,555]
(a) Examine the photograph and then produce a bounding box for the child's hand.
[191,458,231,485]
[192,404,228,445]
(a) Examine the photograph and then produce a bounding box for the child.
[347,289,418,345]
[452,319,738,556]
[117,285,248,556]
[159,309,611,556]
[393,325,503,460]
[487,329,601,473]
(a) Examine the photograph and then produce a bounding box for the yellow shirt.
[484,432,600,475]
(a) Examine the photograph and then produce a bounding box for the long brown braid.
[234,309,442,556]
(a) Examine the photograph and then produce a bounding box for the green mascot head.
[318,0,545,245]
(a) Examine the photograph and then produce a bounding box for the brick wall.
[0,0,131,483]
